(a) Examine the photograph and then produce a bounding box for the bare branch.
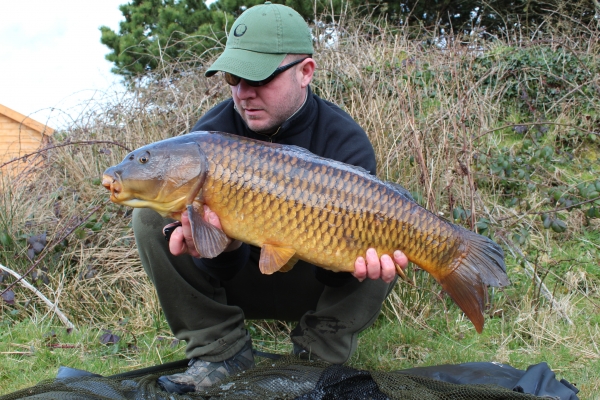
[0,263,75,331]
[0,140,131,169]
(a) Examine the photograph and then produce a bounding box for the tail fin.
[438,231,509,333]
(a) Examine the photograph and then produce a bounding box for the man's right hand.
[168,205,242,257]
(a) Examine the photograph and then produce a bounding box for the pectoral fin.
[259,244,296,275]
[187,204,229,258]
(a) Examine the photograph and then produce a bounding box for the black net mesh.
[0,357,548,400]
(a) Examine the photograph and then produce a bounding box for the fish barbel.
[102,131,509,332]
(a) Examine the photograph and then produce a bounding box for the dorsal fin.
[387,182,415,201]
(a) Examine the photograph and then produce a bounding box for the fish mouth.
[102,174,122,201]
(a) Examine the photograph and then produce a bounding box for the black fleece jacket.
[190,86,376,287]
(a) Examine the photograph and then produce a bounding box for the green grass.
[2,276,598,397]
[0,317,186,395]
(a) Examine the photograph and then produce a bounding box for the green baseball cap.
[205,2,313,81]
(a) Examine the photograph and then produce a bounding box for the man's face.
[230,56,315,134]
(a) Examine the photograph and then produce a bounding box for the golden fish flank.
[102,131,509,333]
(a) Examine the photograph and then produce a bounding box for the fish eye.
[138,151,150,164]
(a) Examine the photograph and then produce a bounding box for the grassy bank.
[1,12,599,398]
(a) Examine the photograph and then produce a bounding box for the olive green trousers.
[133,208,396,364]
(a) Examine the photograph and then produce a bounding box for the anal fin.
[279,257,299,273]
[259,244,296,275]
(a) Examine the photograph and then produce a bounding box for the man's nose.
[235,79,257,99]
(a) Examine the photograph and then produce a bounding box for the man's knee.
[132,208,171,242]
[132,208,175,277]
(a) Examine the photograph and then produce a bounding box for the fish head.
[102,138,207,218]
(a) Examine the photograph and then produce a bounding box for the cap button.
[264,1,272,3]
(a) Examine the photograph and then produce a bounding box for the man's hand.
[168,205,242,257]
[353,249,408,283]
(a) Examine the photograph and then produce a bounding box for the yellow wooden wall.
[0,105,53,177]
[0,113,48,166]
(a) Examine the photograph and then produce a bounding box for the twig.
[0,262,75,331]
[46,344,80,349]
[459,115,477,230]
[0,140,131,169]
[474,121,598,141]
[499,237,573,326]
[496,195,600,222]
[411,130,436,211]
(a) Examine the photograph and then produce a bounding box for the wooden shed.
[0,103,54,175]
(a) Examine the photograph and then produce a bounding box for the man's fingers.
[353,257,367,282]
[203,205,223,229]
[380,254,396,283]
[365,248,381,280]
[175,211,201,258]
[181,211,195,244]
[354,249,407,282]
[168,226,187,256]
[393,250,408,270]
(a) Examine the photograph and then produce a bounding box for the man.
[132,2,408,394]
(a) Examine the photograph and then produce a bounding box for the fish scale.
[203,135,451,272]
[103,131,509,332]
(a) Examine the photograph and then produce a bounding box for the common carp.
[102,131,509,332]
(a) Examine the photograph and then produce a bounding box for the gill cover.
[104,138,208,216]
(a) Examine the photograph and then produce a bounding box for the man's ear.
[299,58,316,87]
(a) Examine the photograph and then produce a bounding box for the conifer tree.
[101,0,595,79]
[100,0,234,78]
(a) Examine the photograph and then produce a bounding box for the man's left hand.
[353,249,408,283]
